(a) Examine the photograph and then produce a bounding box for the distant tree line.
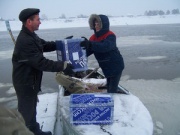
[58,14,88,19]
[1,8,180,21]
[144,8,179,16]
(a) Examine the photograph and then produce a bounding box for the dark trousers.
[16,93,38,127]
[106,71,122,93]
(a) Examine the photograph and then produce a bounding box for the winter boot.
[28,123,52,135]
[34,130,52,135]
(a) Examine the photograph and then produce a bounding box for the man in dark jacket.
[12,8,73,135]
[80,14,124,93]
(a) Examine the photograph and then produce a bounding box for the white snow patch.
[138,56,167,60]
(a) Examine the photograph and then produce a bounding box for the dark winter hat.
[19,8,40,22]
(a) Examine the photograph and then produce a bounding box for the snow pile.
[37,92,58,135]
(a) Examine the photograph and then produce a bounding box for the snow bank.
[0,15,180,32]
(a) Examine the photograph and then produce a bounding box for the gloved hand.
[65,35,73,39]
[63,63,74,76]
[81,36,88,41]
[80,40,92,50]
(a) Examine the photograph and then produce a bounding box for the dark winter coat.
[12,25,64,95]
[87,14,124,77]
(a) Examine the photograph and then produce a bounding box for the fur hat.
[19,8,40,22]
[89,14,102,30]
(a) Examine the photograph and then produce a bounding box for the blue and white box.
[56,38,88,72]
[70,94,114,125]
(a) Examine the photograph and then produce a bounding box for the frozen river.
[0,24,180,135]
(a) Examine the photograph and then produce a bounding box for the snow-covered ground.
[0,15,180,31]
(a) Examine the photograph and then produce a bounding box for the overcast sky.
[0,0,179,20]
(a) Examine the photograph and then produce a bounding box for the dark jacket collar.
[21,25,37,37]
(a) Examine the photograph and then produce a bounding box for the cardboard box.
[70,94,114,125]
[56,38,88,72]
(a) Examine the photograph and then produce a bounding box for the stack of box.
[56,38,88,72]
[69,94,114,125]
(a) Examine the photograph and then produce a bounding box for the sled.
[56,68,130,95]
[56,69,153,135]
